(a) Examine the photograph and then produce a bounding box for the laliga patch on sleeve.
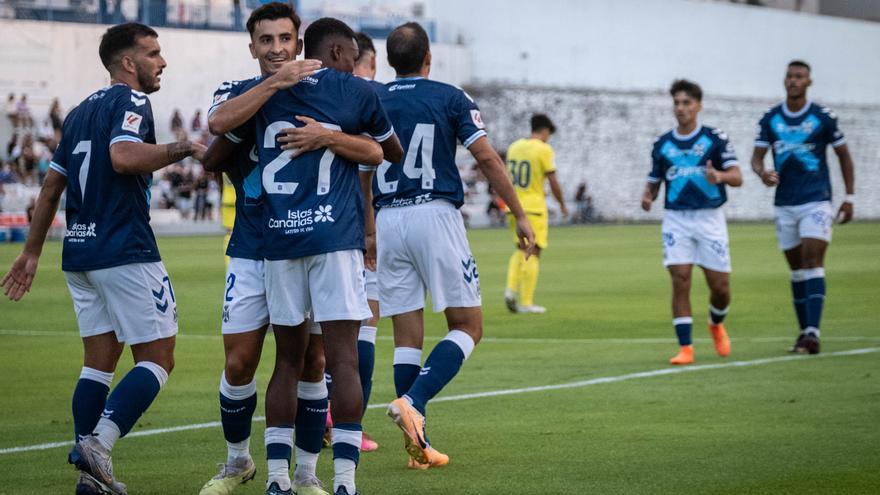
[470,109,485,129]
[213,92,230,105]
[122,111,143,134]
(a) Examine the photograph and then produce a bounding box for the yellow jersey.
[221,174,236,231]
[505,138,556,214]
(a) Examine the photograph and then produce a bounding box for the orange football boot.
[709,322,731,357]
[387,398,429,463]
[669,345,694,365]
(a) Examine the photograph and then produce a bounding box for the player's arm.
[110,140,207,175]
[641,181,660,212]
[833,143,855,224]
[750,147,777,186]
[202,135,240,173]
[379,133,404,164]
[277,116,383,166]
[546,172,569,217]
[359,168,377,271]
[1,169,66,301]
[470,136,536,254]
[207,60,323,136]
[705,161,743,187]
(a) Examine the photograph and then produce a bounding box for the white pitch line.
[1,329,878,345]
[1,346,877,456]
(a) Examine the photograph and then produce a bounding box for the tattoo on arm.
[167,141,193,163]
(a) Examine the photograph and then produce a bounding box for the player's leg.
[662,211,697,364]
[797,237,829,354]
[668,264,695,365]
[70,262,177,488]
[321,320,364,495]
[702,268,731,357]
[517,213,548,313]
[357,271,380,452]
[307,250,371,495]
[504,212,525,311]
[263,258,312,494]
[777,205,811,352]
[264,323,310,494]
[391,310,425,399]
[293,325,330,495]
[695,209,732,357]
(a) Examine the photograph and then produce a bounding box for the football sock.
[673,317,694,346]
[405,330,475,415]
[393,347,422,398]
[357,326,377,412]
[519,254,540,306]
[94,361,167,451]
[790,270,808,330]
[324,372,333,396]
[72,367,113,443]
[331,423,361,494]
[709,305,729,325]
[505,250,524,294]
[803,267,826,335]
[219,372,257,462]
[293,380,327,479]
[265,426,294,490]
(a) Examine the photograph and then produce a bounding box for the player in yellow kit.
[221,174,236,265]
[504,114,568,314]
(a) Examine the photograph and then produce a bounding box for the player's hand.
[364,232,377,272]
[269,59,323,90]
[760,170,779,187]
[1,252,39,301]
[640,191,653,212]
[836,201,853,224]
[514,215,537,258]
[705,160,721,184]
[189,141,208,163]
[278,116,331,154]
[559,203,570,218]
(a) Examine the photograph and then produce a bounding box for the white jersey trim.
[462,130,487,148]
[49,161,67,176]
[109,135,144,147]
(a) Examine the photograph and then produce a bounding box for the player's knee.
[363,315,380,327]
[302,351,326,382]
[225,352,258,383]
[450,321,482,345]
[670,271,691,289]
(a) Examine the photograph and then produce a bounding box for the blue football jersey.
[211,76,264,260]
[755,102,845,206]
[246,68,394,261]
[648,125,738,210]
[50,84,161,271]
[372,77,487,209]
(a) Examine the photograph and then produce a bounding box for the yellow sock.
[506,250,524,293]
[519,255,540,306]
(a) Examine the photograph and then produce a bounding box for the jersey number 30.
[262,120,340,196]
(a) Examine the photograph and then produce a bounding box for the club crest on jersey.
[122,111,143,133]
[470,110,485,129]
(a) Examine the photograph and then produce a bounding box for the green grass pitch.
[1,223,878,494]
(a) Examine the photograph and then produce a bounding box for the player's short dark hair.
[531,114,556,134]
[355,32,375,63]
[387,22,429,75]
[246,2,302,38]
[788,59,811,72]
[99,22,158,70]
[304,17,356,58]
[669,79,703,102]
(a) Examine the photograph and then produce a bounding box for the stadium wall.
[430,0,880,105]
[471,86,880,221]
[0,20,471,144]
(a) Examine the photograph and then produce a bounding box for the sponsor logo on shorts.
[810,210,831,234]
[462,255,480,289]
[663,232,676,247]
[387,193,433,208]
[222,304,230,323]
[65,222,97,242]
[710,240,729,260]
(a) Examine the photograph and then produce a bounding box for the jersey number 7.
[262,120,340,196]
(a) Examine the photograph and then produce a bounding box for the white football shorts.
[377,200,481,317]
[221,257,269,334]
[661,208,731,273]
[364,268,378,302]
[265,249,371,326]
[64,262,178,345]
[774,201,833,251]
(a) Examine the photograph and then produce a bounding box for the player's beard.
[137,66,161,94]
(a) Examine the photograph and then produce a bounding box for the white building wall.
[429,0,880,105]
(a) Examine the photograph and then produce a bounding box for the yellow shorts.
[509,211,549,249]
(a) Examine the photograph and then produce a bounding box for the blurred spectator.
[16,94,34,129]
[170,109,184,136]
[191,109,203,133]
[49,98,63,140]
[574,181,599,223]
[194,171,210,220]
[486,184,507,227]
[5,93,16,128]
[11,134,38,184]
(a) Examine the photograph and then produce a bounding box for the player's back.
[52,83,160,271]
[250,68,393,260]
[374,77,486,209]
[505,138,555,214]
